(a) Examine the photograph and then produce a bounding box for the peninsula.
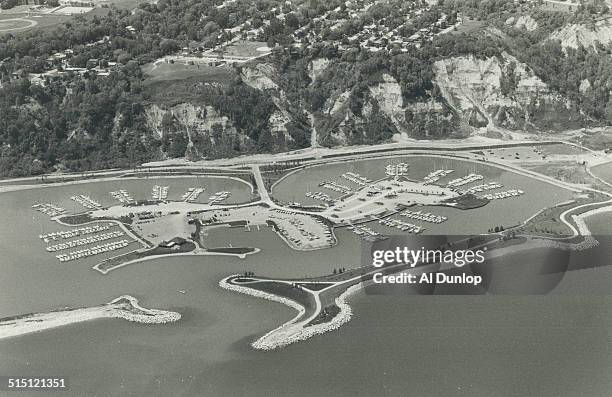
[0,295,180,341]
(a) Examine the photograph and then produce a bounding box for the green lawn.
[142,61,234,83]
[221,41,270,58]
[448,17,485,35]
[0,18,31,30]
[142,72,235,106]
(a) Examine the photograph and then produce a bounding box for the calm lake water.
[591,161,612,184]
[1,175,611,397]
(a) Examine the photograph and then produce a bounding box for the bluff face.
[432,54,585,134]
[140,52,589,161]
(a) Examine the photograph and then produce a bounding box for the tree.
[285,13,300,29]
[168,132,188,158]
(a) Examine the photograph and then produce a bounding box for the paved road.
[251,164,271,203]
[2,139,604,186]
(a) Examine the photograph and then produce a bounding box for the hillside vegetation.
[1,0,612,176]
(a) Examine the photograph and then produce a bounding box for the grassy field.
[571,131,612,151]
[141,60,235,105]
[525,162,593,186]
[142,74,234,106]
[0,8,104,35]
[220,40,270,58]
[0,13,71,34]
[541,143,589,156]
[0,18,33,31]
[516,194,608,237]
[516,202,575,237]
[526,161,612,193]
[449,17,485,35]
[142,61,234,83]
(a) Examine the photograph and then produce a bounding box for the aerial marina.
[55,239,132,262]
[110,189,135,204]
[481,189,525,200]
[45,230,125,252]
[446,173,484,187]
[208,191,232,203]
[70,194,102,209]
[461,182,503,194]
[39,223,118,242]
[2,145,611,396]
[400,210,448,224]
[16,153,564,277]
[152,185,169,201]
[5,0,612,393]
[31,203,67,217]
[378,217,424,233]
[182,187,205,202]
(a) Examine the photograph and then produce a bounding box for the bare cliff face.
[236,58,406,146]
[310,55,571,143]
[144,103,252,160]
[432,54,584,132]
[240,63,280,91]
[312,54,586,142]
[314,72,449,143]
[239,63,299,146]
[550,17,612,50]
[309,53,589,144]
[369,73,405,130]
[505,15,538,32]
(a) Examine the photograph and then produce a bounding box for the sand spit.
[219,276,360,350]
[0,295,180,340]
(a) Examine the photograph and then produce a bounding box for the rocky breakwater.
[251,284,359,351]
[109,295,181,324]
[219,275,360,350]
[0,295,180,340]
